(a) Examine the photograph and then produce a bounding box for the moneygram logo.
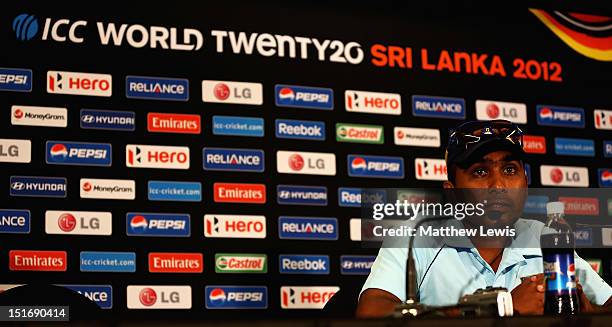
[275,84,333,110]
[80,178,135,200]
[336,123,383,144]
[80,109,135,131]
[280,286,338,309]
[347,155,403,179]
[0,209,31,234]
[415,158,447,181]
[126,144,190,169]
[275,119,325,141]
[475,100,527,124]
[148,253,203,273]
[45,210,112,235]
[278,216,338,241]
[203,148,264,172]
[126,213,190,237]
[0,68,32,92]
[47,71,112,97]
[393,127,440,147]
[412,95,465,119]
[46,141,111,166]
[279,255,330,274]
[14,14,203,51]
[205,286,268,309]
[277,185,328,206]
[213,183,266,204]
[212,116,264,137]
[10,176,67,198]
[536,105,585,128]
[11,105,67,127]
[147,113,200,134]
[594,109,612,130]
[554,137,595,157]
[0,139,31,163]
[127,286,192,309]
[345,90,401,115]
[126,76,189,101]
[276,151,336,176]
[204,215,266,239]
[540,165,589,187]
[215,253,267,273]
[522,135,546,154]
[9,250,67,271]
[202,80,263,105]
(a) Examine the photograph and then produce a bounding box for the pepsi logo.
[550,168,564,184]
[82,182,92,192]
[486,103,500,118]
[49,144,68,160]
[58,213,77,232]
[288,154,304,171]
[351,157,367,171]
[130,216,148,230]
[539,107,553,119]
[278,87,295,101]
[214,83,230,100]
[209,288,227,304]
[602,170,612,182]
[139,287,157,306]
[13,109,23,119]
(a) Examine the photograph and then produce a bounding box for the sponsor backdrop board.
[0,0,611,320]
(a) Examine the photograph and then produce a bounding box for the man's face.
[445,150,528,227]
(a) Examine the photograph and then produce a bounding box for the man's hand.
[511,274,545,315]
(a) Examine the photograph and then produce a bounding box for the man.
[356,119,612,317]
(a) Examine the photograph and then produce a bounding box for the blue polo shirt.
[361,218,612,306]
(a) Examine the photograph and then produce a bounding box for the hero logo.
[345,90,401,115]
[46,210,112,235]
[47,71,112,97]
[126,213,190,237]
[202,80,263,105]
[46,141,111,166]
[347,155,404,179]
[15,14,203,51]
[595,110,612,130]
[79,178,135,200]
[276,151,336,176]
[127,286,192,309]
[475,100,527,124]
[280,286,339,309]
[126,145,189,169]
[11,106,67,127]
[522,135,547,154]
[415,158,447,181]
[204,215,266,239]
[205,286,268,309]
[275,85,334,110]
[540,165,589,187]
[536,105,585,128]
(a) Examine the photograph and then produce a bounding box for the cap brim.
[454,138,525,168]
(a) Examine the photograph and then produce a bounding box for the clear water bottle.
[541,202,579,315]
